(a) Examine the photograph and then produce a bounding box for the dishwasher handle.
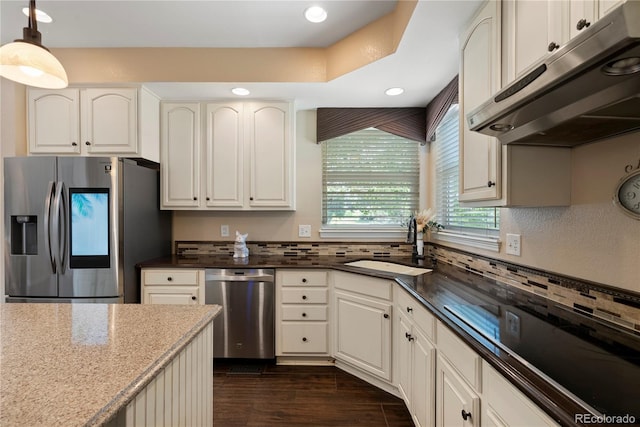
[205,269,275,282]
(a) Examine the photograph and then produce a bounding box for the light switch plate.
[298,225,311,238]
[506,233,521,256]
[221,225,229,237]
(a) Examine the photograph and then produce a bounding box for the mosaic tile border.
[176,241,415,257]
[428,244,640,332]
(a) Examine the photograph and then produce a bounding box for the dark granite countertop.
[138,255,640,426]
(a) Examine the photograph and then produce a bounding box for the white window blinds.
[434,105,499,231]
[322,128,419,226]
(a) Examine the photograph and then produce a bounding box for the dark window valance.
[425,75,458,142]
[316,107,426,143]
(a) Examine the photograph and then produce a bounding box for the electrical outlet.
[298,225,311,238]
[220,225,229,237]
[506,233,521,256]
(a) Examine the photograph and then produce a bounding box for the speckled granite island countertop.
[0,303,220,427]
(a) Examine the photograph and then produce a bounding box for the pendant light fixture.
[0,0,68,89]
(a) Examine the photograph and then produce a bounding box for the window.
[434,104,499,234]
[322,128,420,230]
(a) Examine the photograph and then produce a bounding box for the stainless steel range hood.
[467,1,640,147]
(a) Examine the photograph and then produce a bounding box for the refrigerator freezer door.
[4,157,58,297]
[56,157,119,298]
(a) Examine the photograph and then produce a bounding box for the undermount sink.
[343,260,432,276]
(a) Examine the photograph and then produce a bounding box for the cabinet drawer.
[143,269,199,285]
[279,270,328,287]
[281,288,328,304]
[397,289,435,341]
[437,321,482,391]
[281,322,328,353]
[282,305,328,321]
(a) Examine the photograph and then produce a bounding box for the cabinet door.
[396,312,413,406]
[502,0,564,84]
[161,103,201,208]
[568,0,598,39]
[81,88,138,155]
[412,326,436,427]
[28,89,80,154]
[459,0,502,203]
[205,103,244,208]
[436,355,480,427]
[334,290,392,381]
[246,102,294,208]
[599,0,625,17]
[143,286,200,304]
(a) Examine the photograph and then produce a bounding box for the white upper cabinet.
[205,103,244,208]
[459,0,502,203]
[246,102,295,208]
[161,100,295,211]
[502,0,564,85]
[28,87,159,160]
[161,103,201,208]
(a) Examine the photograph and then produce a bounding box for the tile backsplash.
[176,240,640,333]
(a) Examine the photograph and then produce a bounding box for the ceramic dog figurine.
[233,231,249,258]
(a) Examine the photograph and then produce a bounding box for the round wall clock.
[614,168,640,220]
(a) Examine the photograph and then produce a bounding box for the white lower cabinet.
[276,270,330,356]
[482,360,558,426]
[437,354,481,427]
[332,271,393,382]
[141,269,204,305]
[397,310,436,427]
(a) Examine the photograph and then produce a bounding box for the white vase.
[416,232,424,256]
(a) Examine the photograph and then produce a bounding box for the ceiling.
[0,0,482,109]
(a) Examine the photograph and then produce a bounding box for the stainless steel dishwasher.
[205,269,275,359]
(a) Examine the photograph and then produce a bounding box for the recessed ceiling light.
[304,6,327,23]
[22,7,52,23]
[385,87,404,96]
[231,87,250,96]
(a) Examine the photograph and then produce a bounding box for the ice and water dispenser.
[10,215,37,255]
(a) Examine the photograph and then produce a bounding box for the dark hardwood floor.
[213,360,414,427]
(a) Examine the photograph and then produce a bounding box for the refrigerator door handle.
[54,181,68,274]
[44,181,56,273]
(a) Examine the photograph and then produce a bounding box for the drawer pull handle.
[407,307,413,313]
[302,295,307,300]
[302,337,308,342]
[302,312,307,317]
[461,410,472,421]
[191,296,197,301]
[167,277,173,282]
[302,278,307,283]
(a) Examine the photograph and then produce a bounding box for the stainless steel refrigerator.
[4,156,171,303]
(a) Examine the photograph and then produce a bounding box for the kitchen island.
[0,303,220,426]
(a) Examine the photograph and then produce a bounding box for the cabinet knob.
[302,337,308,342]
[548,42,560,52]
[167,277,173,282]
[193,197,198,201]
[191,295,197,301]
[206,197,210,201]
[461,410,472,421]
[302,278,307,283]
[405,332,414,342]
[302,312,307,317]
[576,18,591,30]
[487,181,496,187]
[406,307,413,313]
[85,141,91,146]
[250,197,254,201]
[302,295,307,300]
[383,313,389,319]
[71,142,78,147]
